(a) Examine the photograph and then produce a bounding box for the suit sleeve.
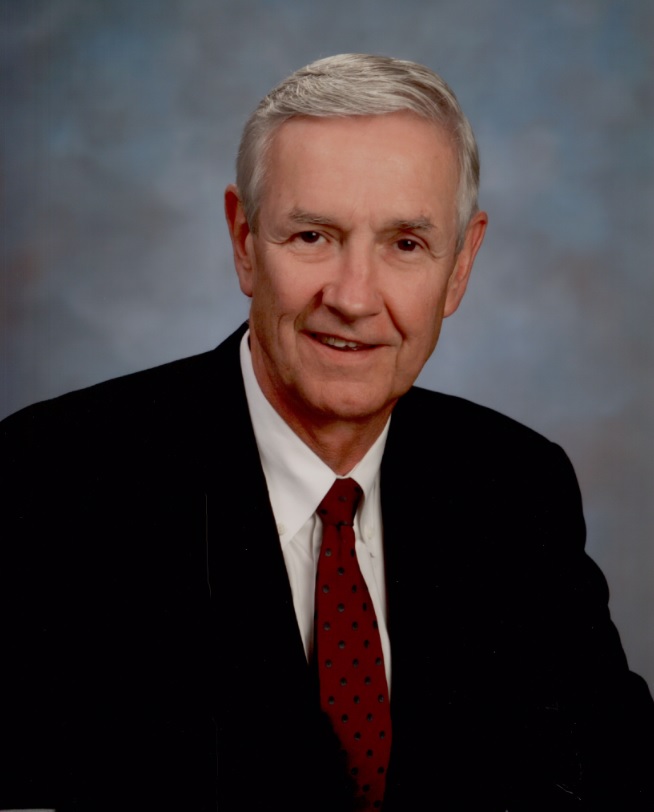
[516,443,654,809]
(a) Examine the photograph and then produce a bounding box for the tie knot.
[317,478,363,529]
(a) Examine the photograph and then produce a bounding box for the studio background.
[2,0,652,689]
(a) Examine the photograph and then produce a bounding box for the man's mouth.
[311,333,370,351]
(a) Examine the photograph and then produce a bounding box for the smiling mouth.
[311,333,372,351]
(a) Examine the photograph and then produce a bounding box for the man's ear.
[225,183,255,297]
[443,210,488,317]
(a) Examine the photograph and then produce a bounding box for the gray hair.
[236,53,480,252]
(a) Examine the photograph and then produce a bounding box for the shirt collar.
[239,329,389,547]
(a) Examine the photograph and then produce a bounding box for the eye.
[396,238,420,252]
[297,231,322,244]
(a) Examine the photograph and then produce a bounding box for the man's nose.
[321,244,383,321]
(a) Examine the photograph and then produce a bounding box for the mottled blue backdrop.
[2,0,652,687]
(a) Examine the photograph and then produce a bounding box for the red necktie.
[315,478,392,810]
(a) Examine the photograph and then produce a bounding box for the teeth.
[320,335,364,350]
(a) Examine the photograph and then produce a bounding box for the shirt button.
[364,526,374,541]
[276,522,286,536]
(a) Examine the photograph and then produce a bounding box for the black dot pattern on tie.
[315,478,391,810]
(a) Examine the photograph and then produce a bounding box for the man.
[1,54,652,811]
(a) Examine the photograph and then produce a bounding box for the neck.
[281,409,391,475]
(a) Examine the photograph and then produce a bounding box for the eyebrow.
[288,209,436,232]
[389,218,435,232]
[288,209,338,227]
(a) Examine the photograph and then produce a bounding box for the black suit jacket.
[1,323,653,811]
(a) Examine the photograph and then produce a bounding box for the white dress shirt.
[239,331,392,688]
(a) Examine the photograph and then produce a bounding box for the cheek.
[249,263,287,315]
[264,272,324,321]
[391,283,447,339]
[250,275,317,347]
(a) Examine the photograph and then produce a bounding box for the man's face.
[226,112,486,434]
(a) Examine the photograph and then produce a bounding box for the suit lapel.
[379,387,527,809]
[197,325,358,808]
[198,325,308,673]
[380,388,478,807]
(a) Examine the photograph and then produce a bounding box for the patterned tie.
[314,478,392,810]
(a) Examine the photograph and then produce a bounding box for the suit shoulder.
[1,324,246,448]
[1,348,217,439]
[0,326,251,483]
[389,386,580,507]
[396,385,557,455]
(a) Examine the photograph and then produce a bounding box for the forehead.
[260,112,459,223]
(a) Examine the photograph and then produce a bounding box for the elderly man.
[1,54,652,811]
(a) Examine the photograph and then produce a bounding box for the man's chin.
[295,386,399,427]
